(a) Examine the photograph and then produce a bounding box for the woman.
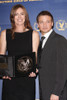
[0,4,39,100]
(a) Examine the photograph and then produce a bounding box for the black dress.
[2,29,35,100]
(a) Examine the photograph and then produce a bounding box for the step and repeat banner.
[0,0,67,100]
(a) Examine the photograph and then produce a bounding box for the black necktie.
[39,36,45,53]
[38,36,45,63]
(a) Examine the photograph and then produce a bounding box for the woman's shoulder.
[1,29,6,33]
[1,29,11,34]
[32,30,40,44]
[0,29,6,43]
[32,30,40,37]
[6,29,11,33]
[1,29,12,39]
[1,29,6,37]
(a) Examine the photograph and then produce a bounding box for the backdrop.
[0,0,67,100]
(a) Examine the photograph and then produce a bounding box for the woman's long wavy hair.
[10,4,32,39]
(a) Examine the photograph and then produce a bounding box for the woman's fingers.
[3,76,11,80]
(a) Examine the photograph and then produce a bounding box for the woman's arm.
[0,30,6,54]
[29,30,40,77]
[32,30,40,63]
[0,30,11,80]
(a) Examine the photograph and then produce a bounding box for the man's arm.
[50,37,67,100]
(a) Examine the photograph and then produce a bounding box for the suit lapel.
[41,30,56,58]
[43,31,55,50]
[38,30,56,66]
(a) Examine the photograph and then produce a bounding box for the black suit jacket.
[38,30,67,100]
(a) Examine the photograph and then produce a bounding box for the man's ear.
[52,22,54,27]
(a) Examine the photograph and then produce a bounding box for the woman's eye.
[21,13,24,15]
[40,22,43,24]
[15,13,18,16]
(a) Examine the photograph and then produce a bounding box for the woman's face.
[14,7,25,26]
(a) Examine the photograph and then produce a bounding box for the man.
[37,11,67,100]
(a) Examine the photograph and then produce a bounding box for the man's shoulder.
[53,30,67,41]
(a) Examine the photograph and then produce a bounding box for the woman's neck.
[15,25,26,32]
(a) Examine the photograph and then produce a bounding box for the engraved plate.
[17,56,33,72]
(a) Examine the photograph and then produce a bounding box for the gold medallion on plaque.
[17,56,33,72]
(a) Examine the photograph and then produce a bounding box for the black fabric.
[38,36,45,64]
[0,55,14,77]
[38,30,67,100]
[0,53,36,77]
[39,36,45,51]
[2,29,35,100]
[15,52,36,77]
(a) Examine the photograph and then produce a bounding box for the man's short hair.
[36,11,54,28]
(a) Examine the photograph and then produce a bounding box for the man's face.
[37,15,53,35]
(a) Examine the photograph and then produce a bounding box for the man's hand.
[50,94,59,100]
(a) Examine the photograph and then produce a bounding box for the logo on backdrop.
[34,21,67,32]
[34,22,39,32]
[0,0,42,3]
[56,20,67,31]
[0,26,1,32]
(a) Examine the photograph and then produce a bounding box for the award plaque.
[0,55,15,77]
[15,52,36,77]
[0,52,36,77]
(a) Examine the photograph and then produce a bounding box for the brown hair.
[36,11,54,28]
[10,4,32,39]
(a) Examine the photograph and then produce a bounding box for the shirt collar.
[41,29,53,39]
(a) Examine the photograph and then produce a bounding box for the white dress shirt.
[41,29,53,48]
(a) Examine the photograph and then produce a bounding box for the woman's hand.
[36,68,39,73]
[29,72,36,77]
[29,68,39,77]
[3,76,11,80]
